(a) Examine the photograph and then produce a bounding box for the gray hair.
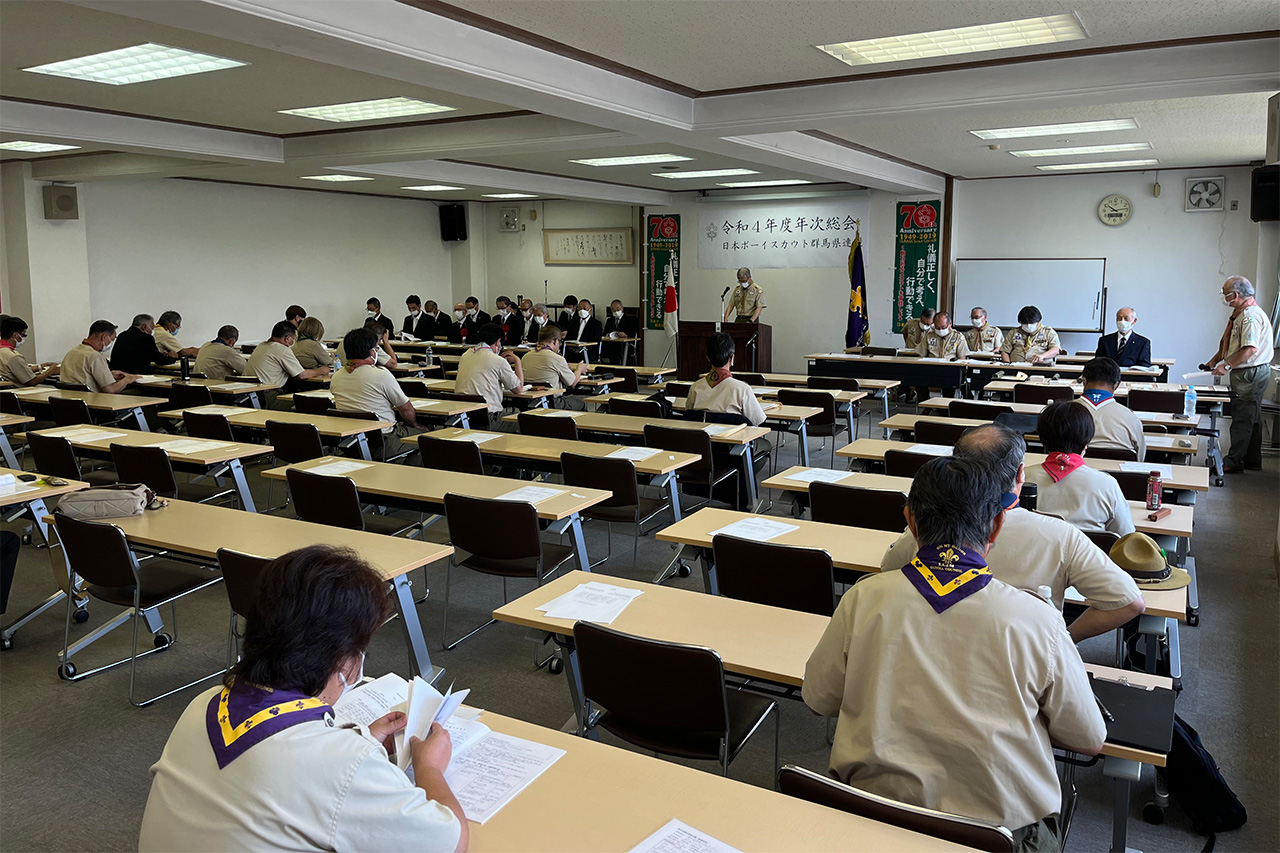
[533,302,548,313]
[1225,276,1254,297]
[157,310,182,327]
[970,306,987,317]
[907,457,1005,551]
[131,313,155,328]
[954,424,1026,494]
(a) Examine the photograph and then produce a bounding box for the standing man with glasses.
[1204,276,1275,473]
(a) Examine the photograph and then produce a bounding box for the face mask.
[535,315,547,325]
[1222,295,1233,307]
[523,309,532,318]
[936,327,951,338]
[337,651,366,698]
[613,310,623,320]
[468,308,478,317]
[920,321,932,330]
[971,317,985,328]
[579,309,591,320]
[1116,319,1132,333]
[454,310,465,321]
[1021,323,1038,334]
[409,309,420,317]
[367,310,377,317]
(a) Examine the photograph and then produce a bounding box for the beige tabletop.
[26,425,272,465]
[590,364,676,378]
[407,428,699,476]
[131,376,277,394]
[469,710,966,852]
[876,413,1200,455]
[982,380,1221,398]
[655,378,897,395]
[274,390,487,418]
[0,413,34,429]
[0,467,88,507]
[916,397,1203,430]
[261,456,611,521]
[669,399,824,423]
[159,406,392,437]
[419,379,565,401]
[1056,354,1177,366]
[502,410,773,444]
[3,387,167,411]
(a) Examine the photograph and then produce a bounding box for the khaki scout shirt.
[1001,325,1061,362]
[729,282,765,319]
[965,324,1005,353]
[917,330,971,359]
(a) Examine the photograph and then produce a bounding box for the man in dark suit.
[494,295,523,347]
[365,297,396,336]
[556,295,578,331]
[464,296,491,327]
[421,300,451,341]
[110,313,177,375]
[601,300,638,364]
[402,295,433,340]
[1095,306,1152,367]
[564,298,602,363]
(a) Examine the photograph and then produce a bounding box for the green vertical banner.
[646,213,680,331]
[893,200,940,333]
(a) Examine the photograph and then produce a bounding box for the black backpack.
[1159,713,1246,849]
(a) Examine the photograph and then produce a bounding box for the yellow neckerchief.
[213,683,327,748]
[705,366,733,388]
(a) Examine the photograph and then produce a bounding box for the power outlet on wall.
[1230,200,1239,211]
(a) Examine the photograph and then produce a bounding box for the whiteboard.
[953,258,1106,332]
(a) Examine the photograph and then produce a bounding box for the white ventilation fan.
[1185,177,1224,212]
[498,207,520,231]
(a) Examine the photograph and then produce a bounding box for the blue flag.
[845,232,869,348]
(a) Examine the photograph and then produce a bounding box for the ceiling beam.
[29,152,228,182]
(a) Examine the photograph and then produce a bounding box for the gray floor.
[1,407,1276,852]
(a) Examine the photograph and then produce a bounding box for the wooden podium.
[676,321,772,380]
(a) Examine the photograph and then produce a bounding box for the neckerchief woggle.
[705,366,733,388]
[901,544,993,614]
[207,677,330,768]
[1081,388,1113,406]
[1041,451,1086,483]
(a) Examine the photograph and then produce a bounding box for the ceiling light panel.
[1036,159,1158,172]
[970,119,1139,140]
[23,43,246,85]
[570,154,693,167]
[715,179,813,188]
[0,141,81,153]
[279,97,456,123]
[482,193,538,199]
[1011,142,1152,158]
[403,185,466,192]
[817,14,1085,66]
[652,169,759,180]
[299,175,374,182]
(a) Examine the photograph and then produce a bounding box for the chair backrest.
[810,483,907,532]
[993,412,1040,435]
[518,411,579,440]
[807,375,861,393]
[216,548,271,618]
[607,397,665,418]
[169,382,214,409]
[398,379,435,399]
[418,433,485,475]
[49,396,93,427]
[0,392,24,416]
[644,424,713,474]
[862,346,898,357]
[914,419,970,446]
[55,382,90,392]
[183,411,236,442]
[1128,389,1184,414]
[735,372,765,386]
[777,766,1015,853]
[264,420,326,464]
[574,621,729,734]
[702,411,751,426]
[293,394,332,415]
[1013,383,1074,405]
[712,536,834,616]
[662,381,692,399]
[560,452,638,509]
[325,408,385,457]
[1085,445,1137,461]
[286,467,366,530]
[110,443,179,497]
[443,492,542,564]
[949,400,1012,420]
[778,389,836,426]
[883,449,936,478]
[611,367,639,394]
[27,432,84,480]
[1106,470,1153,502]
[1142,424,1168,434]
[1082,529,1121,554]
[53,514,140,589]
[1074,350,1096,356]
[438,393,491,429]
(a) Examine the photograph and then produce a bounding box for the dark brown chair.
[1085,446,1138,461]
[293,394,332,415]
[215,548,270,667]
[884,448,937,478]
[808,376,861,393]
[736,372,766,386]
[779,388,846,468]
[49,396,94,427]
[1013,384,1074,405]
[55,382,90,392]
[286,467,419,538]
[810,483,907,533]
[418,433,486,475]
[438,393,491,429]
[862,346,898,357]
[561,452,669,567]
[0,392,25,416]
[777,765,1015,852]
[711,536,834,616]
[643,424,739,512]
[573,621,779,777]
[183,411,236,443]
[607,397,665,418]
[326,408,413,463]
[611,367,640,394]
[914,419,971,447]
[662,381,692,399]
[109,443,238,507]
[53,513,223,706]
[27,432,118,486]
[518,410,579,440]
[440,492,575,649]
[1082,530,1121,553]
[168,383,214,409]
[949,400,1013,420]
[264,420,326,464]
[1142,424,1169,434]
[1128,389,1184,414]
[399,379,436,399]
[1106,470,1154,502]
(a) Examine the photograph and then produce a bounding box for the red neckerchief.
[0,340,16,351]
[1042,451,1085,483]
[705,366,732,388]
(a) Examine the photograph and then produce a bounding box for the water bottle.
[179,355,191,381]
[1183,385,1197,418]
[1037,585,1053,603]
[1019,482,1038,510]
[1146,471,1163,510]
[332,351,341,372]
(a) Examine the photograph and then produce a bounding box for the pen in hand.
[1094,693,1115,723]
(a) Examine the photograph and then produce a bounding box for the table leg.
[227,458,257,513]
[568,513,590,572]
[731,443,760,511]
[0,430,19,469]
[553,635,595,739]
[879,391,891,438]
[654,472,682,522]
[130,407,149,431]
[795,421,810,467]
[355,432,372,461]
[698,546,718,595]
[1103,755,1142,852]
[391,572,443,685]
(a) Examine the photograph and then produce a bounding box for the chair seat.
[174,480,237,504]
[807,423,843,438]
[81,470,120,487]
[361,512,420,537]
[88,560,221,609]
[584,495,668,525]
[597,689,774,762]
[456,541,576,578]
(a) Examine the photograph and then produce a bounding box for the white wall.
[81,179,450,347]
[952,167,1268,379]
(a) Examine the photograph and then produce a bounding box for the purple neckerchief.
[1081,388,1113,406]
[207,678,330,769]
[901,544,993,615]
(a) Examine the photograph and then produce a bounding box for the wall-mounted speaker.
[1250,165,1278,222]
[42,185,78,220]
[439,203,467,242]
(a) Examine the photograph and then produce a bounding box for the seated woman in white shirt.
[1024,401,1136,536]
[685,332,766,427]
[139,546,468,853]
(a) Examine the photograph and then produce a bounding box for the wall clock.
[1185,177,1225,212]
[1097,194,1132,226]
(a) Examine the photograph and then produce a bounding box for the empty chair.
[293,394,332,415]
[286,467,419,538]
[611,367,640,394]
[914,419,971,446]
[27,432,118,487]
[574,621,779,777]
[49,396,94,427]
[561,452,670,567]
[1128,389,1184,414]
[778,388,846,468]
[440,492,575,649]
[884,448,937,478]
[1085,445,1137,461]
[215,548,270,667]
[110,443,238,507]
[438,393,491,429]
[662,381,692,399]
[777,766,1015,852]
[417,433,486,475]
[949,400,1012,420]
[55,382,91,392]
[264,420,326,464]
[53,513,223,706]
[1106,470,1153,502]
[0,393,25,416]
[168,383,214,409]
[643,424,739,512]
[517,410,579,440]
[1013,384,1074,405]
[182,411,236,443]
[711,536,834,616]
[810,483,907,533]
[736,372,766,386]
[808,376,861,393]
[607,397,665,418]
[398,379,436,399]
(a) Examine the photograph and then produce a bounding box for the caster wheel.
[21,533,32,546]
[1,636,12,651]
[1142,801,1165,824]
[154,633,174,649]
[1187,612,1199,627]
[58,661,77,680]
[1214,478,1224,487]
[548,657,564,675]
[73,608,90,624]
[676,563,692,578]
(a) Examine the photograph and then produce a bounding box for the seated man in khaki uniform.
[61,320,137,394]
[331,326,423,437]
[806,455,1106,852]
[914,311,971,399]
[686,332,766,427]
[901,308,935,349]
[964,306,1004,353]
[245,321,331,407]
[0,316,59,386]
[1076,357,1145,462]
[195,325,248,380]
[153,311,200,359]
[1001,305,1061,364]
[455,322,523,417]
[522,324,587,395]
[724,268,765,323]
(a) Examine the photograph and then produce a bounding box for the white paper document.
[538,581,643,624]
[496,485,563,505]
[395,677,473,771]
[412,400,441,408]
[132,374,167,384]
[297,390,335,399]
[448,432,503,444]
[759,401,779,411]
[212,382,256,392]
[1180,371,1214,384]
[1119,461,1175,479]
[0,481,39,497]
[708,517,799,542]
[629,819,744,853]
[151,438,232,455]
[445,731,565,825]
[189,405,246,416]
[305,460,372,477]
[533,409,578,417]
[606,446,660,461]
[11,388,49,397]
[42,427,128,442]
[785,467,855,484]
[702,424,743,435]
[332,672,410,729]
[905,443,954,456]
[611,393,649,402]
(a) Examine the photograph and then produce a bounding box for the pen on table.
[1094,693,1115,722]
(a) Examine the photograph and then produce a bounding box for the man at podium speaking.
[725,267,766,323]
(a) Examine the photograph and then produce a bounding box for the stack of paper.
[1119,461,1175,479]
[212,382,256,392]
[708,517,798,542]
[785,467,855,484]
[132,374,167,384]
[630,819,743,853]
[43,427,127,442]
[904,443,954,456]
[412,400,441,408]
[189,405,246,416]
[305,459,372,477]
[447,432,503,444]
[152,438,232,455]
[606,446,660,461]
[537,581,643,624]
[495,485,563,505]
[703,424,742,435]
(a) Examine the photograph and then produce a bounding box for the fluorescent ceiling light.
[403,185,466,192]
[299,175,374,182]
[279,97,456,123]
[817,14,1085,66]
[971,119,1139,140]
[24,43,246,85]
[483,193,538,199]
[570,154,693,167]
[1011,142,1152,158]
[1036,159,1158,172]
[652,169,759,180]
[715,179,813,188]
[0,140,81,153]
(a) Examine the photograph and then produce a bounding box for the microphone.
[721,286,731,299]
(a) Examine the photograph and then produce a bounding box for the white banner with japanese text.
[696,194,870,270]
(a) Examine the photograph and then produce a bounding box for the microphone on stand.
[721,286,731,299]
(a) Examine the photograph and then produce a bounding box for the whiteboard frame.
[541,227,635,265]
[951,257,1107,334]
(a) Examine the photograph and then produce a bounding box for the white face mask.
[578,309,591,320]
[935,327,951,338]
[337,651,365,698]
[920,321,932,330]
[612,310,623,320]
[367,310,377,318]
[971,316,985,328]
[454,310,465,321]
[1021,323,1038,334]
[1116,319,1133,333]
[468,308,478,317]
[409,308,420,317]
[535,314,547,325]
